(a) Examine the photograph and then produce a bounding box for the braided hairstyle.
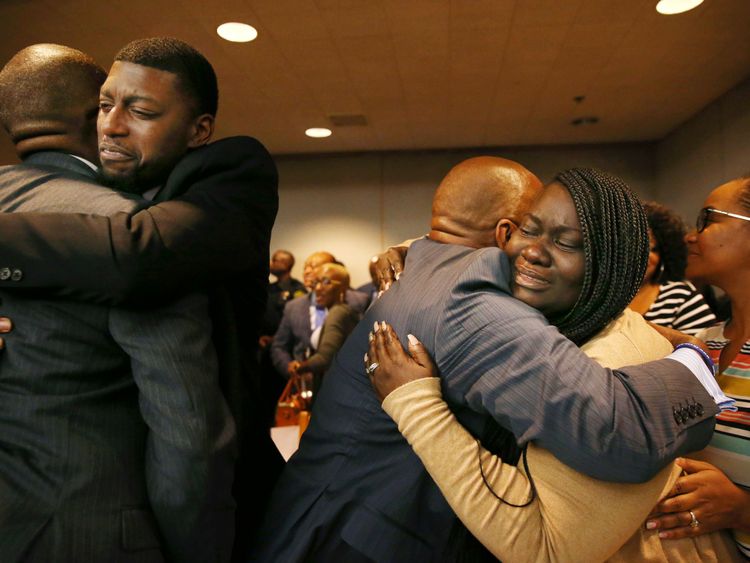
[553,168,649,345]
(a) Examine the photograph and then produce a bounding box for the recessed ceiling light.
[655,0,704,15]
[305,128,332,138]
[216,22,258,43]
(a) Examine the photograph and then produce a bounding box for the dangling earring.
[656,261,665,283]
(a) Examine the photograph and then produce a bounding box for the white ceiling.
[1,0,750,155]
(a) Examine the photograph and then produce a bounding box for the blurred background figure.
[287,262,359,397]
[260,250,307,349]
[258,250,307,427]
[356,256,380,308]
[272,251,367,385]
[629,201,716,335]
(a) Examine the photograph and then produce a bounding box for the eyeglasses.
[696,207,750,233]
[313,277,341,288]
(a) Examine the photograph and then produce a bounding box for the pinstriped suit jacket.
[0,153,236,563]
[253,238,718,562]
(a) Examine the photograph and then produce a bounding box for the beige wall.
[655,76,750,224]
[273,143,655,288]
[4,77,747,288]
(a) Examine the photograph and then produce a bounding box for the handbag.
[274,373,311,427]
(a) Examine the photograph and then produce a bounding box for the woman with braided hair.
[366,168,739,562]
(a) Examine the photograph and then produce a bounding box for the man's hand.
[0,316,12,349]
[373,246,409,292]
[646,457,750,538]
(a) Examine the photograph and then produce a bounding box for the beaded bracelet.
[675,342,717,377]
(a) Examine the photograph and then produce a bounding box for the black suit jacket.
[0,137,284,558]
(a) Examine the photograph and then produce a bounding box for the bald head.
[430,156,542,248]
[0,44,106,162]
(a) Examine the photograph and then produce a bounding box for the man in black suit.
[0,38,282,560]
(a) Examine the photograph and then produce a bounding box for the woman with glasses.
[365,169,739,561]
[629,202,716,335]
[645,177,750,558]
[288,262,359,395]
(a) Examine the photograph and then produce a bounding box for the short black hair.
[553,168,649,345]
[643,201,688,284]
[114,37,218,117]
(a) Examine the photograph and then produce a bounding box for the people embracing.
[366,167,740,561]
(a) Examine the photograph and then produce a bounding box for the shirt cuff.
[667,347,736,412]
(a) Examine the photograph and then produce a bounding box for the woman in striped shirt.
[629,202,717,335]
[647,177,750,559]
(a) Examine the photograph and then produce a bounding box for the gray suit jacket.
[0,153,235,563]
[253,239,717,562]
[270,295,313,375]
[270,291,370,376]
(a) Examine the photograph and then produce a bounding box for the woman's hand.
[648,323,708,352]
[373,246,409,292]
[365,322,437,402]
[646,457,750,538]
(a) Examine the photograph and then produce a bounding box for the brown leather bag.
[274,374,310,427]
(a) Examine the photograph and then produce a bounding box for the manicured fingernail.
[373,322,380,332]
[376,290,383,298]
[658,532,668,539]
[407,334,419,347]
[395,272,400,280]
[364,353,369,363]
[646,521,656,530]
[380,321,387,331]
[385,282,391,291]
[0,318,10,331]
[368,332,374,342]
[0,337,5,349]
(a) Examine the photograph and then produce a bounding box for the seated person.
[629,201,716,334]
[367,168,739,562]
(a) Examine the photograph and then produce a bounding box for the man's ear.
[494,219,517,249]
[187,113,215,148]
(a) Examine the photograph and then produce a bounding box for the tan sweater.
[383,310,740,562]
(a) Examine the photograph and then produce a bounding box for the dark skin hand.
[646,457,750,539]
[0,316,12,349]
[372,247,408,293]
[647,323,709,353]
[365,321,437,402]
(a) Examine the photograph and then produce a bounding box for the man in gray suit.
[252,157,724,561]
[0,44,236,562]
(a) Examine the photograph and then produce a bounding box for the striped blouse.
[695,322,750,559]
[644,280,717,336]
